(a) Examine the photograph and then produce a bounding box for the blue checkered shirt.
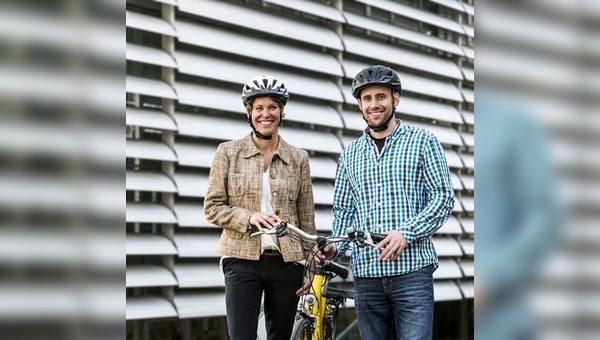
[332,120,454,277]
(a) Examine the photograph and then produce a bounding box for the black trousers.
[222,255,304,340]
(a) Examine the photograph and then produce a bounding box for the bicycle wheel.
[290,316,313,340]
[323,306,339,340]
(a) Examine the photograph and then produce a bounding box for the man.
[319,65,454,339]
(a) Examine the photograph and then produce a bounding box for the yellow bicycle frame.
[307,267,327,340]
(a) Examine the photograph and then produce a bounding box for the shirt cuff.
[398,224,415,244]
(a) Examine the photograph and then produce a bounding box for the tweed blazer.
[204,133,316,262]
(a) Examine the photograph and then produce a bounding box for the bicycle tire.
[290,316,313,340]
[323,305,339,340]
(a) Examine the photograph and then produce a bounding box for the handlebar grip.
[324,260,349,280]
[370,232,387,243]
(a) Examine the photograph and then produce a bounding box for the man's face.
[357,85,400,129]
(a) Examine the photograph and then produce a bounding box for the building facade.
[126,0,474,339]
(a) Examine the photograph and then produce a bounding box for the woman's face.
[249,96,282,136]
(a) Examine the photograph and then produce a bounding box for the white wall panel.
[126,234,177,255]
[178,0,343,50]
[126,264,178,287]
[174,141,216,168]
[357,0,465,34]
[264,0,346,22]
[174,263,224,288]
[344,35,463,80]
[126,11,177,36]
[175,52,343,102]
[126,108,177,131]
[174,203,215,228]
[175,21,343,76]
[126,43,177,68]
[126,296,177,320]
[433,237,463,256]
[309,156,338,180]
[344,12,465,56]
[126,202,177,224]
[174,233,221,258]
[174,292,226,318]
[434,281,463,301]
[126,75,177,99]
[126,139,177,162]
[430,0,467,12]
[126,170,177,193]
[434,259,462,279]
[174,173,209,198]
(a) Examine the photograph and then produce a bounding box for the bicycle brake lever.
[250,229,277,238]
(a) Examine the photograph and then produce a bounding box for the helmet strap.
[364,106,396,132]
[247,115,273,140]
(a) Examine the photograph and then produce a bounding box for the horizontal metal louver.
[175,21,343,77]
[126,11,176,36]
[177,0,343,50]
[126,139,177,162]
[173,203,215,228]
[126,43,177,68]
[264,0,346,22]
[174,292,227,319]
[126,264,178,287]
[126,75,177,99]
[126,233,177,255]
[174,263,224,288]
[175,52,344,102]
[343,35,464,80]
[357,0,465,34]
[126,202,177,224]
[434,259,463,279]
[126,296,177,320]
[126,170,177,193]
[126,108,177,131]
[344,12,465,56]
[433,237,463,257]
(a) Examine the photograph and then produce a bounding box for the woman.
[204,75,316,340]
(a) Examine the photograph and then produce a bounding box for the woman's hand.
[249,212,279,231]
[296,279,311,296]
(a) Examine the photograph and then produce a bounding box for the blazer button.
[270,174,276,179]
[273,190,278,196]
[275,210,280,216]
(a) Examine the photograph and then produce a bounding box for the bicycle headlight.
[302,293,317,307]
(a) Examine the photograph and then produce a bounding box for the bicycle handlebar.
[250,221,387,248]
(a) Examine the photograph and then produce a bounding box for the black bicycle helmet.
[351,65,402,99]
[241,75,289,105]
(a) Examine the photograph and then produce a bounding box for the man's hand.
[312,243,337,263]
[375,230,408,261]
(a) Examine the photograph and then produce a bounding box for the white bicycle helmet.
[241,75,289,105]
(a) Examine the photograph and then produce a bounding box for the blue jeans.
[354,264,434,340]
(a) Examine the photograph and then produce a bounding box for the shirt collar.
[362,119,406,143]
[240,132,291,164]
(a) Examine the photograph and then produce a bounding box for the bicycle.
[251,222,385,340]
